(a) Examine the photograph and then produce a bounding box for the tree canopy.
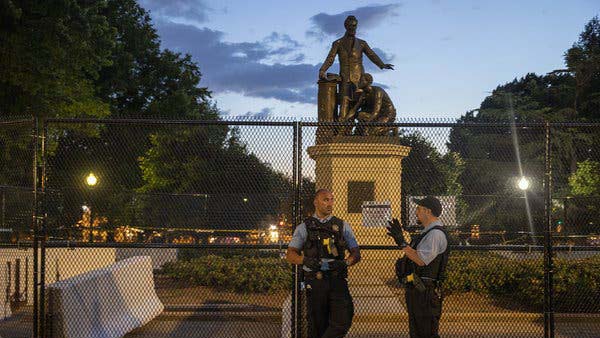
[0,0,296,236]
[446,16,600,233]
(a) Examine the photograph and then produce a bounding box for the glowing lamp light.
[269,230,279,243]
[86,173,98,187]
[517,176,530,191]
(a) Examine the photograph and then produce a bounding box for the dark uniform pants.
[405,285,442,338]
[305,272,354,338]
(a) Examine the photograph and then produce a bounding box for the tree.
[445,17,600,234]
[566,159,600,235]
[569,160,600,196]
[95,0,211,119]
[564,16,600,118]
[1,0,300,240]
[0,0,115,193]
[398,131,466,227]
[448,17,600,196]
[137,125,294,230]
[0,0,114,118]
[400,132,447,196]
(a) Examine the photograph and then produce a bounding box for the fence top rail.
[42,117,600,128]
[0,118,34,126]
[0,184,34,191]
[44,118,297,127]
[0,242,34,249]
[4,241,598,252]
[39,241,288,250]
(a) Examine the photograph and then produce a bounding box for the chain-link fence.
[0,118,599,338]
[549,124,600,337]
[0,117,36,338]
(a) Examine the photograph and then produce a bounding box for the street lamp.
[86,173,98,187]
[517,175,536,245]
[84,172,98,242]
[517,176,530,191]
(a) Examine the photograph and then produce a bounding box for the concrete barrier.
[47,256,163,338]
[115,248,178,270]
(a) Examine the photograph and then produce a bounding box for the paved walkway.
[1,308,599,338]
[124,312,599,338]
[2,257,599,338]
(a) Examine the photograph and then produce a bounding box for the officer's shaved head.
[314,189,334,218]
[314,188,332,200]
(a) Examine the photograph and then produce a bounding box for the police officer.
[286,189,361,338]
[387,196,449,338]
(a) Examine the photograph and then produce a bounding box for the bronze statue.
[350,73,397,136]
[319,15,394,122]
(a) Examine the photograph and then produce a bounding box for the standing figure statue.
[319,15,394,123]
[349,73,397,136]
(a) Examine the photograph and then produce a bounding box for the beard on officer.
[387,196,449,338]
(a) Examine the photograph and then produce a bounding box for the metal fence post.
[32,115,40,338]
[39,119,49,338]
[291,121,304,338]
[543,121,555,338]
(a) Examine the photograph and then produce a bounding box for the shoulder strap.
[421,225,446,240]
[329,216,344,226]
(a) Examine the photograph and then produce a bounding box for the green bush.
[178,248,282,260]
[160,254,292,293]
[445,252,600,312]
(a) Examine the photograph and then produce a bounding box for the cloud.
[154,21,319,104]
[140,0,211,23]
[306,4,401,39]
[149,7,396,106]
[242,107,273,119]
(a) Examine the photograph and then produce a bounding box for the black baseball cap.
[412,196,442,217]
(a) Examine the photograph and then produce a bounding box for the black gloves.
[302,257,322,270]
[387,218,408,248]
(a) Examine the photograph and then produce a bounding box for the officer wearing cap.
[387,196,449,338]
[286,188,361,338]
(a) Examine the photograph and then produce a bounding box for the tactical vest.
[302,216,347,260]
[410,225,449,281]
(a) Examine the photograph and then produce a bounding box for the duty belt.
[304,269,346,280]
[402,274,438,289]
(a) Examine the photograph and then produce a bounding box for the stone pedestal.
[307,136,411,246]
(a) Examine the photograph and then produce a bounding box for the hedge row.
[178,248,282,260]
[160,251,600,312]
[160,254,291,293]
[445,252,600,312]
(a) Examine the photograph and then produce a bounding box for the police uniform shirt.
[416,220,447,265]
[288,214,359,271]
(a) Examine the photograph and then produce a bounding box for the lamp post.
[517,176,535,244]
[85,172,98,242]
